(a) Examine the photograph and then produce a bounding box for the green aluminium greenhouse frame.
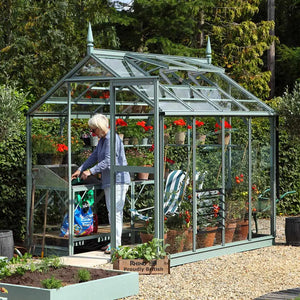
[26,23,278,266]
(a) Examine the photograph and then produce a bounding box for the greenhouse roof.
[28,24,275,118]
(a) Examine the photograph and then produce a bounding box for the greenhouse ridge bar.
[26,23,277,266]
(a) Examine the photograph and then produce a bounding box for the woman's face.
[90,127,107,138]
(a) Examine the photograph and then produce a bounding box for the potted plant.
[115,118,128,142]
[214,120,232,145]
[197,201,220,248]
[136,120,153,144]
[165,209,191,253]
[215,173,249,244]
[112,238,170,275]
[32,134,69,164]
[195,120,206,144]
[140,217,168,243]
[172,118,188,144]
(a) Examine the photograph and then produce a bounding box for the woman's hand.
[80,170,92,180]
[71,170,81,180]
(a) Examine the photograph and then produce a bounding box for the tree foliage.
[117,0,275,99]
[0,0,121,100]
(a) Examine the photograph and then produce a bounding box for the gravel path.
[102,216,300,300]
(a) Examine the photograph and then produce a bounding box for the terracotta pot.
[137,164,152,180]
[215,221,237,244]
[197,226,218,248]
[165,229,185,254]
[140,232,167,244]
[183,228,193,251]
[233,219,249,241]
[140,232,153,244]
[175,132,186,145]
[137,172,149,180]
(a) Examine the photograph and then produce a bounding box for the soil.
[0,266,122,288]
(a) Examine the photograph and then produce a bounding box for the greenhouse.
[26,24,278,266]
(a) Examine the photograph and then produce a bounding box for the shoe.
[104,244,111,254]
[100,243,110,251]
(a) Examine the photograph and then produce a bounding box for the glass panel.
[100,58,131,77]
[238,100,267,112]
[251,118,272,238]
[75,58,114,77]
[195,116,223,248]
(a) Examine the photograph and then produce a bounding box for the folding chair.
[130,170,207,221]
[130,170,187,221]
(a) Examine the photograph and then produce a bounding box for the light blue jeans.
[104,184,129,247]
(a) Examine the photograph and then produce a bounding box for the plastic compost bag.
[60,189,95,237]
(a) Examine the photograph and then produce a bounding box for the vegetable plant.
[112,238,169,262]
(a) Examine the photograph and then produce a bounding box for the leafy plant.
[41,276,63,289]
[142,217,168,234]
[165,210,191,230]
[77,269,91,282]
[277,82,300,137]
[112,238,168,262]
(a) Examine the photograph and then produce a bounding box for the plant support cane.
[28,168,38,254]
[41,190,49,258]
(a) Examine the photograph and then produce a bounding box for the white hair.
[88,114,109,131]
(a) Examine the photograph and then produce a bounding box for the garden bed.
[0,264,138,300]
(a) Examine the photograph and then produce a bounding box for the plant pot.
[137,164,152,180]
[217,133,230,145]
[174,132,186,145]
[215,221,237,244]
[165,229,185,254]
[233,219,249,241]
[131,137,139,145]
[140,232,154,243]
[118,133,124,141]
[196,134,206,145]
[183,228,193,251]
[196,226,218,248]
[140,232,167,244]
[142,137,148,145]
[123,137,130,145]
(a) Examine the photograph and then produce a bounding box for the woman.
[71,114,130,253]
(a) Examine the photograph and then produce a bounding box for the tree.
[0,0,121,100]
[117,0,276,99]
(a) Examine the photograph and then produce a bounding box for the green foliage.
[77,269,91,282]
[267,93,300,215]
[277,82,300,137]
[276,45,300,95]
[0,85,28,141]
[0,134,27,242]
[112,238,168,262]
[41,276,63,289]
[0,0,121,99]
